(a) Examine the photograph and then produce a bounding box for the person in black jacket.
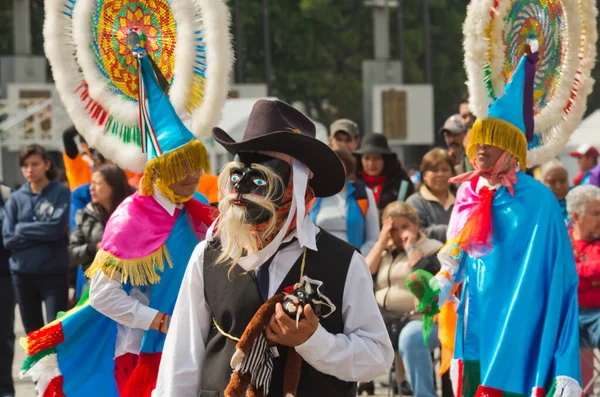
[69,165,132,271]
[2,145,70,334]
[0,182,14,397]
[355,134,415,212]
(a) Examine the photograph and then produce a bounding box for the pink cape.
[100,192,217,260]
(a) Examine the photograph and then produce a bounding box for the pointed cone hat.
[139,56,197,161]
[466,40,539,171]
[130,31,210,196]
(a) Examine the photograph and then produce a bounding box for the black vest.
[200,231,358,397]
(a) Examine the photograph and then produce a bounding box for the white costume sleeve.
[433,247,460,306]
[89,270,158,330]
[294,251,394,382]
[153,241,211,397]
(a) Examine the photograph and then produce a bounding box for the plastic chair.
[580,330,600,396]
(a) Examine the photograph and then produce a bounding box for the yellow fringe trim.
[85,247,172,286]
[141,139,211,196]
[466,118,527,172]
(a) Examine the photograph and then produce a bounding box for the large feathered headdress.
[44,0,233,175]
[463,0,598,168]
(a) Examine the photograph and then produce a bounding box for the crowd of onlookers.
[325,100,600,396]
[1,100,600,397]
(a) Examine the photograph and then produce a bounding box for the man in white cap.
[329,119,360,153]
[570,143,599,186]
[440,114,468,175]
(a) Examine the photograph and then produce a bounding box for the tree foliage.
[235,0,469,133]
[1,0,596,131]
[235,0,373,125]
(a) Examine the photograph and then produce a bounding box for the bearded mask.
[215,152,297,266]
[228,153,292,223]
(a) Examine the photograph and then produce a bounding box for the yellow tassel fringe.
[85,247,172,286]
[466,118,527,172]
[141,139,211,196]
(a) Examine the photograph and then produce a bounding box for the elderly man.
[567,185,600,349]
[541,160,571,225]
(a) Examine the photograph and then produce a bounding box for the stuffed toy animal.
[224,276,335,397]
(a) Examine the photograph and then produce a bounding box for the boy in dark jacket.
[2,145,70,334]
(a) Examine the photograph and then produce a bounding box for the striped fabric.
[233,332,274,395]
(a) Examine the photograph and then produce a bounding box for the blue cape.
[453,173,580,395]
[30,208,198,397]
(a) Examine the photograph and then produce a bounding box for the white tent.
[558,109,600,180]
[565,110,600,148]
[204,98,329,171]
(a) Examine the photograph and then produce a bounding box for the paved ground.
[12,307,35,397]
[12,306,393,396]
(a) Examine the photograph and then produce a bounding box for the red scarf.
[361,171,387,203]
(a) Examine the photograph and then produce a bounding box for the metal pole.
[13,0,32,55]
[423,0,432,84]
[262,0,273,96]
[396,0,404,79]
[233,0,245,83]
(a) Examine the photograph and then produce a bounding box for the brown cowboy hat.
[212,100,345,197]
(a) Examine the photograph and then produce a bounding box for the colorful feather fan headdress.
[44,0,233,173]
[463,0,598,168]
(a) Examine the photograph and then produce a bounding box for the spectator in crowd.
[57,168,70,188]
[197,173,219,205]
[355,133,414,211]
[3,144,70,334]
[541,160,571,225]
[309,146,379,254]
[566,185,600,349]
[329,118,361,153]
[459,97,475,129]
[440,114,468,175]
[69,165,132,273]
[407,148,455,243]
[406,164,422,190]
[0,182,14,397]
[62,126,94,191]
[366,201,442,397]
[570,144,599,186]
[463,118,475,172]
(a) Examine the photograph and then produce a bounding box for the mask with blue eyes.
[230,152,292,224]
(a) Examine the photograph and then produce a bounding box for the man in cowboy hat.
[154,100,394,397]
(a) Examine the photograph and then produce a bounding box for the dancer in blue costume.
[20,0,232,394]
[20,51,218,397]
[411,0,598,394]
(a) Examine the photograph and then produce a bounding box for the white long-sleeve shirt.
[88,188,182,357]
[153,223,394,397]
